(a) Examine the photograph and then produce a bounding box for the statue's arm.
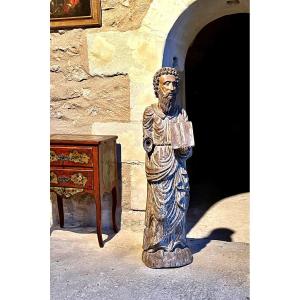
[143,137,153,153]
[176,146,192,159]
[143,106,154,153]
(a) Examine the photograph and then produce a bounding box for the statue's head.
[153,67,179,114]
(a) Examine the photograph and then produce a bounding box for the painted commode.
[142,67,195,268]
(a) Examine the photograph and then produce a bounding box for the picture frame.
[50,0,101,30]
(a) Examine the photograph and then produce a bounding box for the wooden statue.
[142,67,195,268]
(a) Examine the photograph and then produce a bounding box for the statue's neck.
[157,102,168,115]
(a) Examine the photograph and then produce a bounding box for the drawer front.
[50,146,94,167]
[50,168,94,190]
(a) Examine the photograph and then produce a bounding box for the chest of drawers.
[50,134,119,247]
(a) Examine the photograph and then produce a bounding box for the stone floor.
[51,228,249,300]
[186,192,249,243]
[51,193,249,300]
[121,192,249,243]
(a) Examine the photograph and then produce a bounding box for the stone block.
[50,29,89,73]
[50,75,130,124]
[50,120,92,135]
[120,163,131,210]
[121,210,145,232]
[100,0,152,31]
[92,121,144,162]
[87,30,163,77]
[130,163,147,210]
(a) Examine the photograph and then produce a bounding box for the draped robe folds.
[142,103,192,253]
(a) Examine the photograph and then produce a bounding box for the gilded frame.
[50,0,101,30]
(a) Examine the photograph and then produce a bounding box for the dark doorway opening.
[185,13,250,216]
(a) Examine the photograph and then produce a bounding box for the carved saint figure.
[142,67,194,268]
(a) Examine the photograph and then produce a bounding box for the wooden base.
[142,247,193,269]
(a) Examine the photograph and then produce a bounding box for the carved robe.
[142,103,192,253]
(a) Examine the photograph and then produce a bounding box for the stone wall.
[50,0,249,229]
[50,0,153,229]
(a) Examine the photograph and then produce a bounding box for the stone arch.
[162,0,249,107]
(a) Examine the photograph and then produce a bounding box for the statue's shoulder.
[144,104,154,114]
[143,105,155,119]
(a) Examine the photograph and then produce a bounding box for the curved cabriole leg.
[56,194,64,228]
[94,192,104,248]
[111,187,118,233]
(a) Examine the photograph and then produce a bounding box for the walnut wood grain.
[50,134,119,248]
[50,134,117,145]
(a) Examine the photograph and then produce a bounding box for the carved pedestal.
[142,248,193,269]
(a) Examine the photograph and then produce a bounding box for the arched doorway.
[162,0,249,108]
[162,1,250,240]
[185,13,249,236]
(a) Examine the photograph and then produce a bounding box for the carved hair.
[153,67,179,98]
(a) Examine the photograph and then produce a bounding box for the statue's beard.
[158,93,175,114]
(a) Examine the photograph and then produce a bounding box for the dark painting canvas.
[50,0,92,19]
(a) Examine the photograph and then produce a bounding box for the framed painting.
[50,0,101,30]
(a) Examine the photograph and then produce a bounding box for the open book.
[170,121,195,149]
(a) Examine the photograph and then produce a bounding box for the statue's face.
[158,74,177,113]
[159,74,177,99]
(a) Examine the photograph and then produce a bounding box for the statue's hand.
[181,147,188,153]
[143,137,154,153]
[175,146,192,159]
[179,147,189,154]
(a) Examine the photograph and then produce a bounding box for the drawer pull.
[50,150,90,164]
[57,154,69,161]
[71,173,87,186]
[51,187,84,198]
[50,171,58,184]
[58,176,70,183]
[50,171,88,187]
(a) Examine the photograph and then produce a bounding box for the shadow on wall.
[116,143,122,231]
